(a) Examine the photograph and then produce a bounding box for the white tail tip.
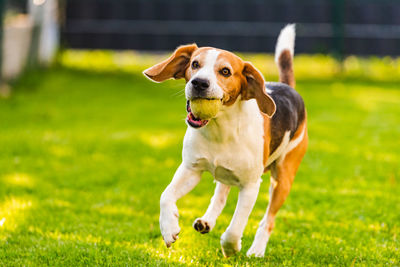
[275,24,296,63]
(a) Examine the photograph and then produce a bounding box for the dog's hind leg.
[247,125,308,257]
[220,181,261,257]
[193,182,230,234]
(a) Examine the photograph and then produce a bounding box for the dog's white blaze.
[198,49,220,78]
[187,49,224,99]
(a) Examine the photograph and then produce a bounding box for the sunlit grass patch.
[0,56,399,265]
[139,131,181,149]
[0,197,32,236]
[2,173,35,188]
[59,50,166,74]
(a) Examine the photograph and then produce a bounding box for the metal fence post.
[332,0,345,61]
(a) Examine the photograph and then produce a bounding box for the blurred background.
[62,0,400,55]
[1,0,400,84]
[1,0,399,265]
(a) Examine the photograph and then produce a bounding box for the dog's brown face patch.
[213,51,246,106]
[184,48,246,106]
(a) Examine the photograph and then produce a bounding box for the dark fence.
[63,0,400,56]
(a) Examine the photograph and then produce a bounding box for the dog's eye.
[192,61,200,69]
[220,68,231,77]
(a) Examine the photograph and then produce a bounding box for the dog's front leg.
[220,181,261,257]
[160,163,202,247]
[193,182,230,234]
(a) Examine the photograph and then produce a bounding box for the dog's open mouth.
[186,100,209,128]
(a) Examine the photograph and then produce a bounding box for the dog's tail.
[275,24,296,88]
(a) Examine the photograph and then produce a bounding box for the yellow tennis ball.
[190,99,222,120]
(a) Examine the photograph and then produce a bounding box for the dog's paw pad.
[193,218,210,234]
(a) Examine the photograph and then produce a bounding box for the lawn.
[0,52,399,266]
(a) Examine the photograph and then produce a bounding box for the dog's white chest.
[182,99,265,187]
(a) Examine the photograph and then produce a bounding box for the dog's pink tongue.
[186,101,208,128]
[187,112,208,127]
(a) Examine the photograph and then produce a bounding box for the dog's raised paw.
[162,229,180,248]
[160,208,181,248]
[193,218,211,234]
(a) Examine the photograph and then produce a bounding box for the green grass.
[0,53,400,266]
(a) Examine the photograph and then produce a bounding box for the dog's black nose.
[191,78,210,91]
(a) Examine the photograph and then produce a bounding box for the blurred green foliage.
[60,50,400,82]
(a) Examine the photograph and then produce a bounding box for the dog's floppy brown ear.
[143,44,198,82]
[241,62,276,117]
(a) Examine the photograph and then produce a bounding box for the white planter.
[2,15,33,80]
[30,0,59,65]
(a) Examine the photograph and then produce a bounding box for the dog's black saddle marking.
[266,82,306,155]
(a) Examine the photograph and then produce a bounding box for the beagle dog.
[143,24,307,257]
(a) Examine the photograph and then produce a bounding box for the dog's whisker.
[171,89,184,96]
[170,89,186,98]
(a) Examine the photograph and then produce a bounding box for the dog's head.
[143,44,276,128]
